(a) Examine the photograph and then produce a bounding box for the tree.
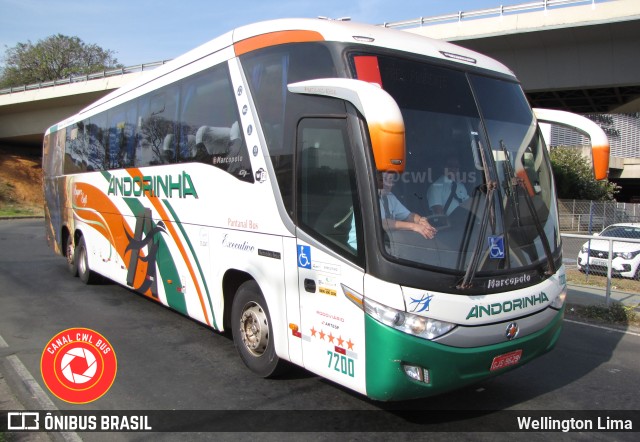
[0,34,122,88]
[550,146,619,201]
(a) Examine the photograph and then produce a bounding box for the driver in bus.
[427,156,470,216]
[349,172,436,250]
[379,172,437,239]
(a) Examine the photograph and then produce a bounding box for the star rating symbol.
[308,326,356,352]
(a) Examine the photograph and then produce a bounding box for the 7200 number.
[327,350,354,377]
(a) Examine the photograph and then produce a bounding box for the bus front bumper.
[364,306,564,401]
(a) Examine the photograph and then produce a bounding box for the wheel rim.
[239,301,269,357]
[78,246,87,276]
[66,242,74,266]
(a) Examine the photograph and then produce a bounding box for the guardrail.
[561,233,640,305]
[0,60,171,96]
[380,0,607,28]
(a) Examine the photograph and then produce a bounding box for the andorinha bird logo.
[409,294,434,313]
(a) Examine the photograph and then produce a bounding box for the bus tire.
[66,234,78,277]
[231,280,287,378]
[76,236,97,285]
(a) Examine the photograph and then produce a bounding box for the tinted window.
[63,63,253,182]
[86,113,107,172]
[64,123,84,174]
[177,66,253,181]
[241,43,338,212]
[107,103,137,169]
[138,85,179,166]
[297,118,363,262]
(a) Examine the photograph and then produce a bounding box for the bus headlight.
[550,288,567,310]
[363,297,456,340]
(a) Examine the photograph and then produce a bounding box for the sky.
[0,0,539,67]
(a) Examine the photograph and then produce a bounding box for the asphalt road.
[0,219,638,441]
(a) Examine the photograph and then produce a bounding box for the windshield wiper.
[458,181,497,289]
[500,142,557,276]
[501,141,521,231]
[458,137,499,289]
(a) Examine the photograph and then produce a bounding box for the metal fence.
[0,60,170,96]
[558,199,640,233]
[558,203,640,305]
[380,0,609,28]
[561,231,640,305]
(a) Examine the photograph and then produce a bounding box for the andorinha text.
[466,292,549,320]
[107,172,198,199]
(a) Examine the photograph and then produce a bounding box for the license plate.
[589,258,607,267]
[490,349,522,371]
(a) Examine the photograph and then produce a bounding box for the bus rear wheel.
[66,234,78,277]
[76,236,97,285]
[231,281,287,378]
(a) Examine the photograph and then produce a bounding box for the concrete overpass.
[0,62,166,150]
[392,0,640,114]
[384,0,640,201]
[1,0,638,152]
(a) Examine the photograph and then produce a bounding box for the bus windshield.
[354,53,559,275]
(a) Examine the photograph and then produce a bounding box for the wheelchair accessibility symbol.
[298,245,311,269]
[488,235,505,259]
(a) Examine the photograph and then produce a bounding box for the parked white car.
[576,223,640,279]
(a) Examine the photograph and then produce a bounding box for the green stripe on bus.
[122,197,187,315]
[163,199,218,329]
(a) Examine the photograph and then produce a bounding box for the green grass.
[566,269,640,326]
[566,268,640,293]
[568,302,639,327]
[0,203,43,218]
[0,181,42,217]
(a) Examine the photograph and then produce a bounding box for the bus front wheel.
[76,236,97,285]
[231,281,287,378]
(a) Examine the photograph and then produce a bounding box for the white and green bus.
[43,18,609,401]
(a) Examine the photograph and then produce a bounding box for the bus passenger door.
[294,117,367,395]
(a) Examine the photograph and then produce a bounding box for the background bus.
[43,18,609,401]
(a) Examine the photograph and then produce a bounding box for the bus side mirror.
[288,78,405,173]
[533,108,610,180]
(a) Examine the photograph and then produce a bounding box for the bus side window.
[87,114,107,171]
[65,124,82,174]
[107,102,137,169]
[296,118,363,262]
[179,64,253,182]
[137,88,178,166]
